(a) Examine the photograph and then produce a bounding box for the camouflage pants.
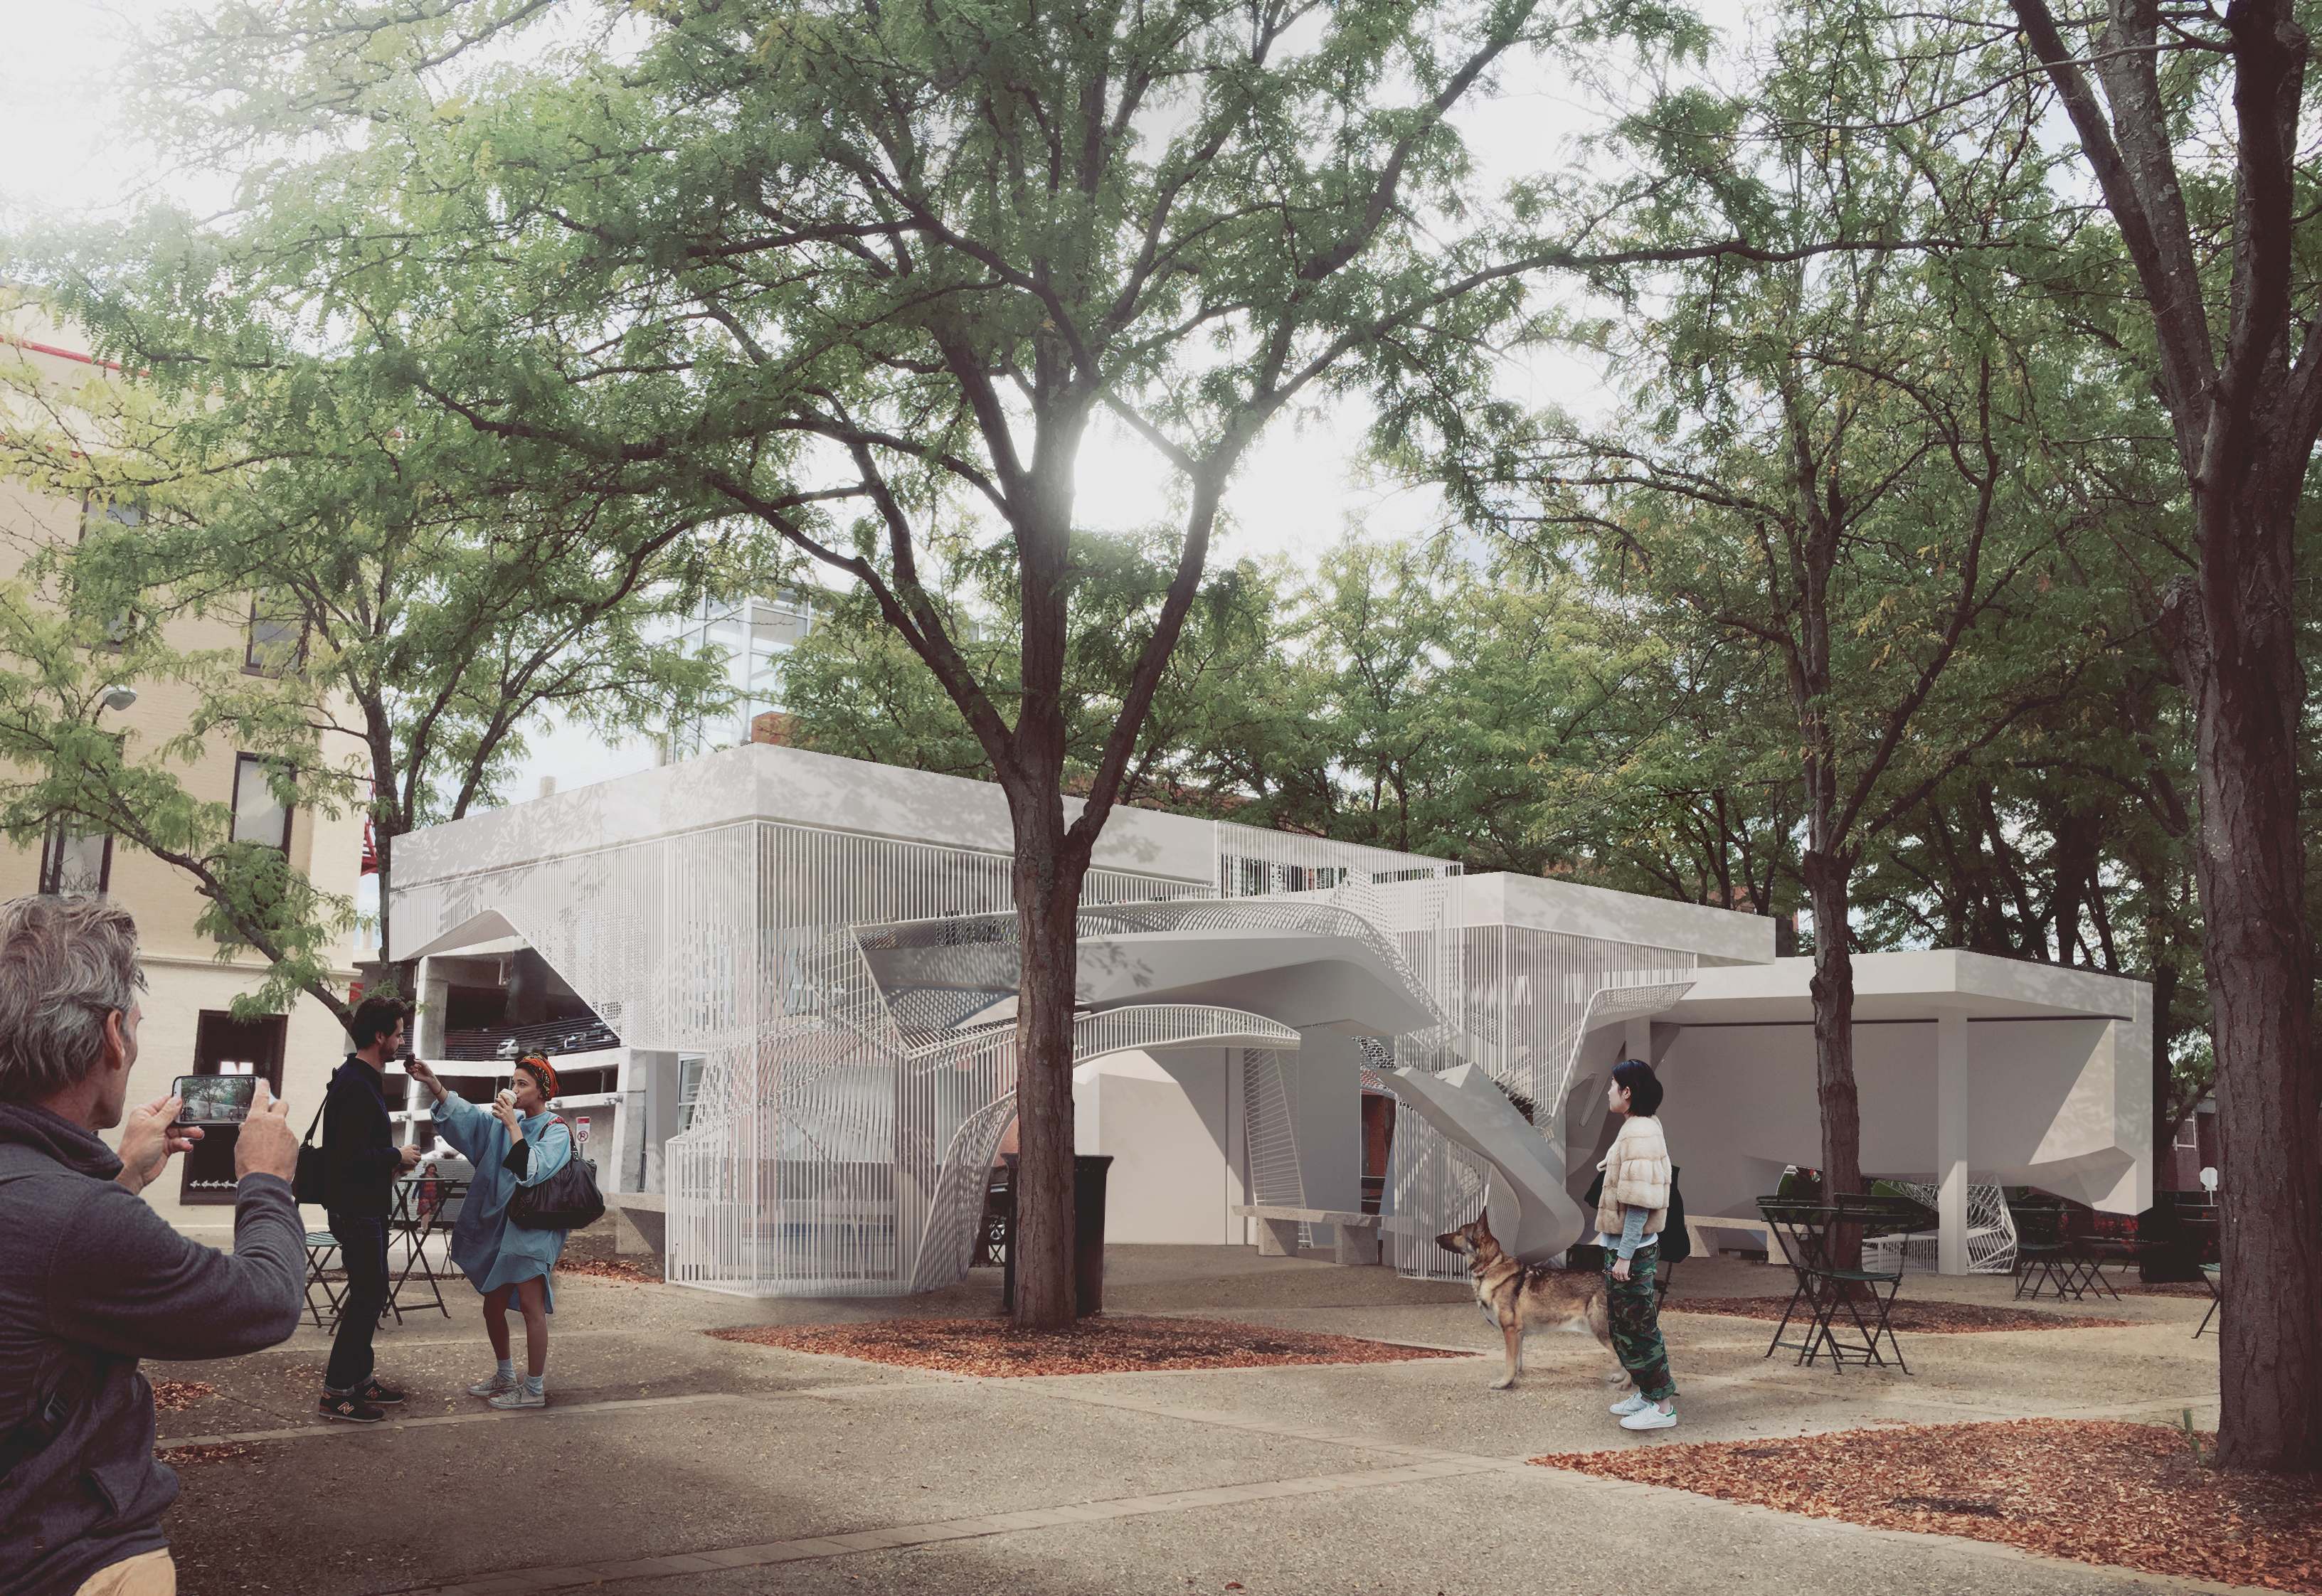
[1603,1242,1675,1402]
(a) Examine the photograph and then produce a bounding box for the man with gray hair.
[0,896,303,1596]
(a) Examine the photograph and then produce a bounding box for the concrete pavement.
[147,1247,2227,1595]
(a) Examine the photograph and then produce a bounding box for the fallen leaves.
[1668,1296,2133,1332]
[1534,1419,2322,1592]
[157,1443,250,1465]
[711,1316,1473,1378]
[561,1257,665,1284]
[148,1380,214,1413]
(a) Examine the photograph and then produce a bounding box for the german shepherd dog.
[1437,1215,1625,1391]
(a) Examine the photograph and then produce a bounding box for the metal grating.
[396,799,1707,1294]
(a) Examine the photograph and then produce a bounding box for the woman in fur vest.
[1597,1058,1677,1430]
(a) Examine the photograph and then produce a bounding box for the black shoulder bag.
[291,1082,336,1206]
[509,1125,605,1232]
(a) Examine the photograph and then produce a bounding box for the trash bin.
[1001,1154,1113,1316]
[1073,1154,1113,1315]
[2139,1193,2207,1283]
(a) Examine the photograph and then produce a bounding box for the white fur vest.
[1596,1114,1672,1237]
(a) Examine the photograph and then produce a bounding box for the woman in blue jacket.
[405,1054,571,1409]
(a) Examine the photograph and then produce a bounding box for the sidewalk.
[149,1246,2226,1595]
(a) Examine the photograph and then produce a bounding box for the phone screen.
[174,1074,258,1124]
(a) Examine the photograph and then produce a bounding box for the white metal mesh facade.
[1370,919,1698,1280]
[398,811,1707,1294]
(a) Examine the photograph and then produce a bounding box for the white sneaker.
[487,1385,546,1410]
[1619,1404,1677,1431]
[466,1372,517,1398]
[1610,1393,1653,1416]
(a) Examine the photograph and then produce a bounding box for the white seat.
[1231,1205,1411,1265]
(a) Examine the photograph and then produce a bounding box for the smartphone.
[174,1074,258,1125]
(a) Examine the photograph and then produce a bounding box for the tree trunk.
[1802,846,1865,1235]
[2150,959,2180,1181]
[2168,509,2322,1468]
[1008,793,1091,1329]
[363,825,416,1006]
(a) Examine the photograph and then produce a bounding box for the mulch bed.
[2108,1280,2217,1298]
[712,1316,1475,1378]
[1669,1296,2133,1332]
[149,1381,214,1413]
[561,1257,665,1284]
[1534,1418,2322,1592]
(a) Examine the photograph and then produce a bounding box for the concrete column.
[1225,1047,1247,1246]
[1623,1017,1651,1064]
[415,964,450,1059]
[618,1049,647,1195]
[1936,1006,1970,1275]
[403,1072,428,1149]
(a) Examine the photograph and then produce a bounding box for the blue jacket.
[0,1102,302,1596]
[428,1092,573,1308]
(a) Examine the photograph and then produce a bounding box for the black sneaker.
[319,1392,385,1424]
[355,1378,405,1405]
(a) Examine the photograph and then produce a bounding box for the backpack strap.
[300,1071,347,1151]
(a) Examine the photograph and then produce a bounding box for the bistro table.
[2010,1202,2111,1301]
[1756,1192,1924,1373]
[384,1171,468,1324]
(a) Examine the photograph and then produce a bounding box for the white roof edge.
[1679,949,2147,1014]
[1462,874,1778,964]
[393,743,1226,888]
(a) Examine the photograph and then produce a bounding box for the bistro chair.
[1818,1190,1927,1374]
[2063,1208,2152,1302]
[1756,1193,1924,1373]
[1756,1196,1838,1366]
[2177,1204,2223,1339]
[2009,1201,2076,1299]
[302,1230,344,1329]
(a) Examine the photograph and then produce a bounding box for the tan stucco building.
[2,302,366,1242]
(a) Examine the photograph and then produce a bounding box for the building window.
[178,1011,287,1206]
[677,1055,706,1132]
[38,822,111,895]
[243,595,306,677]
[80,499,143,654]
[229,755,292,850]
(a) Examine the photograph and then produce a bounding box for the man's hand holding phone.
[114,1096,201,1196]
[234,1081,299,1185]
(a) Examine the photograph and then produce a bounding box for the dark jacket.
[0,1100,303,1596]
[320,1055,403,1218]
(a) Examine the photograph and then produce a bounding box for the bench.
[1231,1205,1413,1266]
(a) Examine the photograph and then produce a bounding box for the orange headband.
[514,1055,559,1100]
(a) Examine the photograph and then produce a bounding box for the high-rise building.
[663,590,819,760]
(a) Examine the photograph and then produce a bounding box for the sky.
[2,0,1713,815]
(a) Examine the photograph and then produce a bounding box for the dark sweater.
[0,1100,303,1596]
[320,1055,403,1218]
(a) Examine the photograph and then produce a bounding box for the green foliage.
[35,0,1714,878]
[0,285,751,1006]
[785,526,1293,813]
